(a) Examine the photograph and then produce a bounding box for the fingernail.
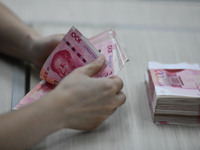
[97,55,105,64]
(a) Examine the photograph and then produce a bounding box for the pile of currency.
[14,26,128,109]
[145,62,200,125]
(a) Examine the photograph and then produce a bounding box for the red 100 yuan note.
[14,27,128,109]
[40,26,103,85]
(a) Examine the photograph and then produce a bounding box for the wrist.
[39,91,67,130]
[25,33,41,66]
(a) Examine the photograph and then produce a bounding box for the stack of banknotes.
[145,62,200,125]
[14,26,128,109]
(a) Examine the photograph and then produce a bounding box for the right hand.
[48,55,126,130]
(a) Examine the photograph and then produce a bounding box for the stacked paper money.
[145,62,200,125]
[14,27,128,109]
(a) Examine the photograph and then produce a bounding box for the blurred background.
[3,0,200,93]
[1,0,200,64]
[1,0,200,149]
[1,0,199,56]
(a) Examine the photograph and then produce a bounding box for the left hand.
[29,34,64,69]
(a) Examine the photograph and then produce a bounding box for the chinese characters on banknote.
[14,26,128,109]
[146,62,200,125]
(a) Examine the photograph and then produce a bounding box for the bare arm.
[0,3,126,149]
[0,3,63,69]
[0,94,63,149]
[0,56,126,150]
[0,3,39,62]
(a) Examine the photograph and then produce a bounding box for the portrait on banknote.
[51,50,76,78]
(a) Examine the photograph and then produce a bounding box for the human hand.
[47,55,126,130]
[29,34,64,69]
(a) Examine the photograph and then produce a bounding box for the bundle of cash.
[145,62,200,125]
[14,26,128,109]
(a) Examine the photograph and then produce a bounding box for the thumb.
[79,55,106,76]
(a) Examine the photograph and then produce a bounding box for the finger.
[109,76,124,93]
[78,55,106,77]
[114,91,126,107]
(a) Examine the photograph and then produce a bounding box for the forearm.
[0,3,40,63]
[0,93,64,150]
